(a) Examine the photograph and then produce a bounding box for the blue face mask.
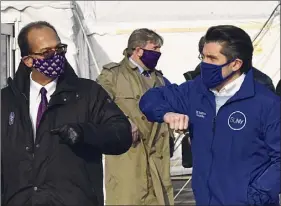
[200,60,235,89]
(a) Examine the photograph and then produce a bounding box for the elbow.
[113,137,132,155]
[139,101,151,122]
[139,97,164,123]
[114,124,132,155]
[139,93,152,116]
[104,119,132,155]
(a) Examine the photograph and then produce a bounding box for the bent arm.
[139,82,191,123]
[79,83,132,155]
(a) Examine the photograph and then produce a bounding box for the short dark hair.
[126,28,163,56]
[204,25,253,74]
[198,36,205,54]
[18,21,60,57]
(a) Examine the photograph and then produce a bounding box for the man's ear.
[135,47,143,57]
[22,56,33,68]
[231,58,243,72]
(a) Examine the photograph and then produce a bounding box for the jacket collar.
[199,68,255,104]
[122,48,138,70]
[7,60,79,100]
[228,69,255,102]
[210,73,246,97]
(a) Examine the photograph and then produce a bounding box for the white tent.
[1,1,100,80]
[1,1,280,85]
[77,1,280,86]
[1,0,280,203]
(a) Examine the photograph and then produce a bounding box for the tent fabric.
[1,1,279,84]
[76,1,280,85]
[0,1,98,79]
[1,1,72,11]
[77,1,279,23]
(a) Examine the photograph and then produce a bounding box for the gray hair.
[126,28,164,56]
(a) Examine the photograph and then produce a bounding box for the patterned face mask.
[32,54,66,78]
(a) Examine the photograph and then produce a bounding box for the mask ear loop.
[222,58,238,80]
[221,58,237,67]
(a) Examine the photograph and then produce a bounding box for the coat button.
[141,116,146,120]
[35,144,40,148]
[161,133,165,137]
[33,186,38,191]
[25,146,30,151]
[136,95,140,99]
[63,98,67,102]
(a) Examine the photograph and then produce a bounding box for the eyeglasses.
[29,43,68,59]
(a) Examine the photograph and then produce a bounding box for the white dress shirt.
[29,73,57,138]
[129,58,151,77]
[210,74,246,114]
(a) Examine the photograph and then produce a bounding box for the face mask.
[32,54,66,78]
[200,60,235,89]
[140,49,161,70]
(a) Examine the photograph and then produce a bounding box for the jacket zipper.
[10,80,54,157]
[35,105,50,145]
[206,103,231,204]
[22,93,35,158]
[22,93,52,146]
[206,115,216,205]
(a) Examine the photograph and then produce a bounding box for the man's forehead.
[28,26,57,39]
[145,41,161,48]
[203,42,222,55]
[28,27,59,51]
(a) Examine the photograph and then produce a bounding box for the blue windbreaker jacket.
[139,69,280,205]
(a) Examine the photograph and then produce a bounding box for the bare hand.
[128,118,140,147]
[163,112,189,131]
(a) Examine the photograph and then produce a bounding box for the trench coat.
[97,53,174,205]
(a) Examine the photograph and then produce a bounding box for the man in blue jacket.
[139,25,280,205]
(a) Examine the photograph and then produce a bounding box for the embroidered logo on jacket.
[9,112,15,126]
[228,111,246,130]
[196,110,206,119]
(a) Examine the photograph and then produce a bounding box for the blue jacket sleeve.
[250,101,280,203]
[139,81,191,123]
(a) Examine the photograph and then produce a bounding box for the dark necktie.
[36,87,48,129]
[142,71,151,77]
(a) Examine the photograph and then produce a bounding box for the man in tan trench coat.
[97,28,174,205]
